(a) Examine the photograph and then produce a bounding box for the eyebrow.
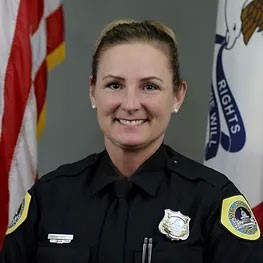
[103,75,125,81]
[140,76,164,84]
[102,74,164,83]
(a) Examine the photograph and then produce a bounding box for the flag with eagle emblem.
[204,0,263,231]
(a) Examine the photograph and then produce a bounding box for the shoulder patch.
[6,192,31,235]
[220,195,260,240]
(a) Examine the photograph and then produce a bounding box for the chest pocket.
[36,245,91,263]
[134,245,203,263]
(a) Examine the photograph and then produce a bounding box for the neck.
[105,139,163,177]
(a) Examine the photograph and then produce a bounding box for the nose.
[121,87,141,113]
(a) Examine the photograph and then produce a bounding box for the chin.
[111,138,148,151]
[106,133,163,152]
[118,141,145,149]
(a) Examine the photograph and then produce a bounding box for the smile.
[117,119,146,126]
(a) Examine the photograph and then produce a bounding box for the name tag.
[48,233,74,244]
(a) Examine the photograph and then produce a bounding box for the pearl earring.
[92,105,96,109]
[173,107,178,113]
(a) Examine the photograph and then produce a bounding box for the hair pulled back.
[91,19,181,92]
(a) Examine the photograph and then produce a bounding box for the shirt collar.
[90,144,168,197]
[89,151,123,195]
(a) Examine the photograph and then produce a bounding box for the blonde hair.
[91,19,181,92]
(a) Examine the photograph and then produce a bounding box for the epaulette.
[165,145,230,189]
[38,153,100,184]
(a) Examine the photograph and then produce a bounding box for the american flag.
[0,0,65,248]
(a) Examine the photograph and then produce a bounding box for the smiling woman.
[89,20,187,177]
[1,19,263,263]
[89,42,186,175]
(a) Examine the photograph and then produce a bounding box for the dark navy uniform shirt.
[1,144,263,262]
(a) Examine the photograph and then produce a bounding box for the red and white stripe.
[0,0,65,248]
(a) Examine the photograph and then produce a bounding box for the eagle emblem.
[241,0,263,44]
[225,0,263,49]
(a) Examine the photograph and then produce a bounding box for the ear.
[173,80,187,113]
[89,75,96,108]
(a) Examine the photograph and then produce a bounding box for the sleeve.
[0,187,39,263]
[205,181,263,263]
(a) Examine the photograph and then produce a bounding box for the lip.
[116,118,147,126]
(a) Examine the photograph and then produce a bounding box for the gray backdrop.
[38,0,218,175]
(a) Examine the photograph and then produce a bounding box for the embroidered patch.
[6,192,31,235]
[220,195,260,240]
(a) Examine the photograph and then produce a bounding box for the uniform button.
[173,160,179,167]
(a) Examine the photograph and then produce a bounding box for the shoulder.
[164,145,263,241]
[164,144,233,191]
[37,152,101,185]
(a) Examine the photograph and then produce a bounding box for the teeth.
[119,119,145,125]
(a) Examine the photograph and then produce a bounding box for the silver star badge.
[158,209,191,241]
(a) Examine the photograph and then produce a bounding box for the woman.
[1,19,262,263]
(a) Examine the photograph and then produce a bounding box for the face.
[90,42,186,152]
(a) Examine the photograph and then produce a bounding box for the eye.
[143,84,159,92]
[105,82,122,90]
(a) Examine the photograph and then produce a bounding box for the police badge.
[158,209,191,241]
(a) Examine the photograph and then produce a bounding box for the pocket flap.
[134,245,202,263]
[37,246,91,263]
